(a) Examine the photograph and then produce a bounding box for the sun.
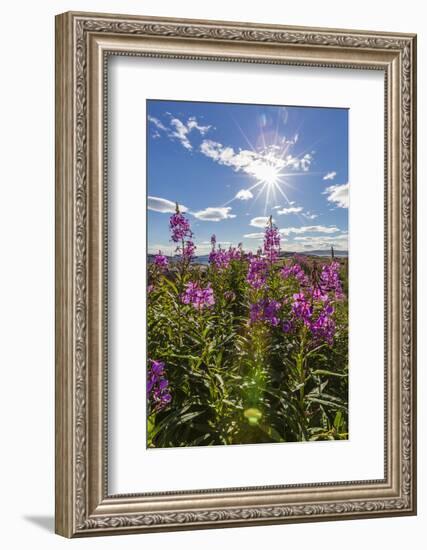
[252,163,281,186]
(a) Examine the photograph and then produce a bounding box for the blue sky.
[147,100,348,256]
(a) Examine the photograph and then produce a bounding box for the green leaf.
[311,369,347,378]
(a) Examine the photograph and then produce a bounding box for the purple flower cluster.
[169,205,196,261]
[154,251,168,269]
[291,292,313,321]
[280,263,309,286]
[169,211,192,243]
[310,305,336,345]
[209,247,231,269]
[263,223,281,262]
[250,298,281,326]
[181,281,215,310]
[246,255,268,289]
[183,240,196,260]
[209,235,242,270]
[210,247,240,269]
[147,360,172,413]
[284,291,336,345]
[320,261,344,299]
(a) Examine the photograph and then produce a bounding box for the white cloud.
[147,115,168,132]
[277,206,303,215]
[286,232,348,252]
[186,116,211,135]
[200,140,313,182]
[243,232,265,239]
[148,196,188,213]
[324,183,349,208]
[280,225,340,236]
[302,211,318,220]
[250,216,273,228]
[170,117,193,150]
[148,244,178,256]
[235,189,253,201]
[294,233,348,242]
[323,171,337,181]
[201,240,232,246]
[148,114,211,151]
[193,206,236,222]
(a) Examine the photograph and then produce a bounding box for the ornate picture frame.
[55,11,417,537]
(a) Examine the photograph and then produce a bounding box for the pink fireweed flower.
[210,234,217,247]
[181,281,215,310]
[183,240,196,260]
[169,205,193,243]
[287,291,337,345]
[309,304,336,345]
[263,217,281,262]
[280,263,309,286]
[209,247,229,269]
[282,319,294,333]
[250,299,281,326]
[291,292,313,324]
[228,246,242,261]
[147,359,172,413]
[209,245,241,269]
[320,261,344,299]
[246,255,268,289]
[154,251,168,269]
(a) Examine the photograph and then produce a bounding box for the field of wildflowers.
[147,205,348,447]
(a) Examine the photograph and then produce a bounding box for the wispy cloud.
[280,225,340,236]
[289,232,348,252]
[148,115,211,150]
[250,216,273,228]
[294,233,347,242]
[148,196,188,213]
[302,211,318,220]
[276,206,303,215]
[243,232,265,239]
[323,171,337,181]
[235,189,254,201]
[323,183,349,208]
[200,140,312,182]
[193,206,236,222]
[148,116,168,132]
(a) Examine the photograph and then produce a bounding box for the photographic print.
[147,99,349,448]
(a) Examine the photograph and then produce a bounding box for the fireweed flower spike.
[147,360,172,413]
[169,202,196,262]
[250,299,281,326]
[169,203,192,243]
[209,234,241,269]
[280,263,309,286]
[183,240,196,260]
[246,254,268,289]
[154,250,168,269]
[263,215,281,263]
[181,281,215,310]
[320,261,344,299]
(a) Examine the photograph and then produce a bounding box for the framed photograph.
[55,11,417,537]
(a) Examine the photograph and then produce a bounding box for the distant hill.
[148,250,348,265]
[293,250,348,257]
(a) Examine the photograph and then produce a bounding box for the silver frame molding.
[55,11,417,538]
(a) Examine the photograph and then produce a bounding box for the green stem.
[296,329,307,439]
